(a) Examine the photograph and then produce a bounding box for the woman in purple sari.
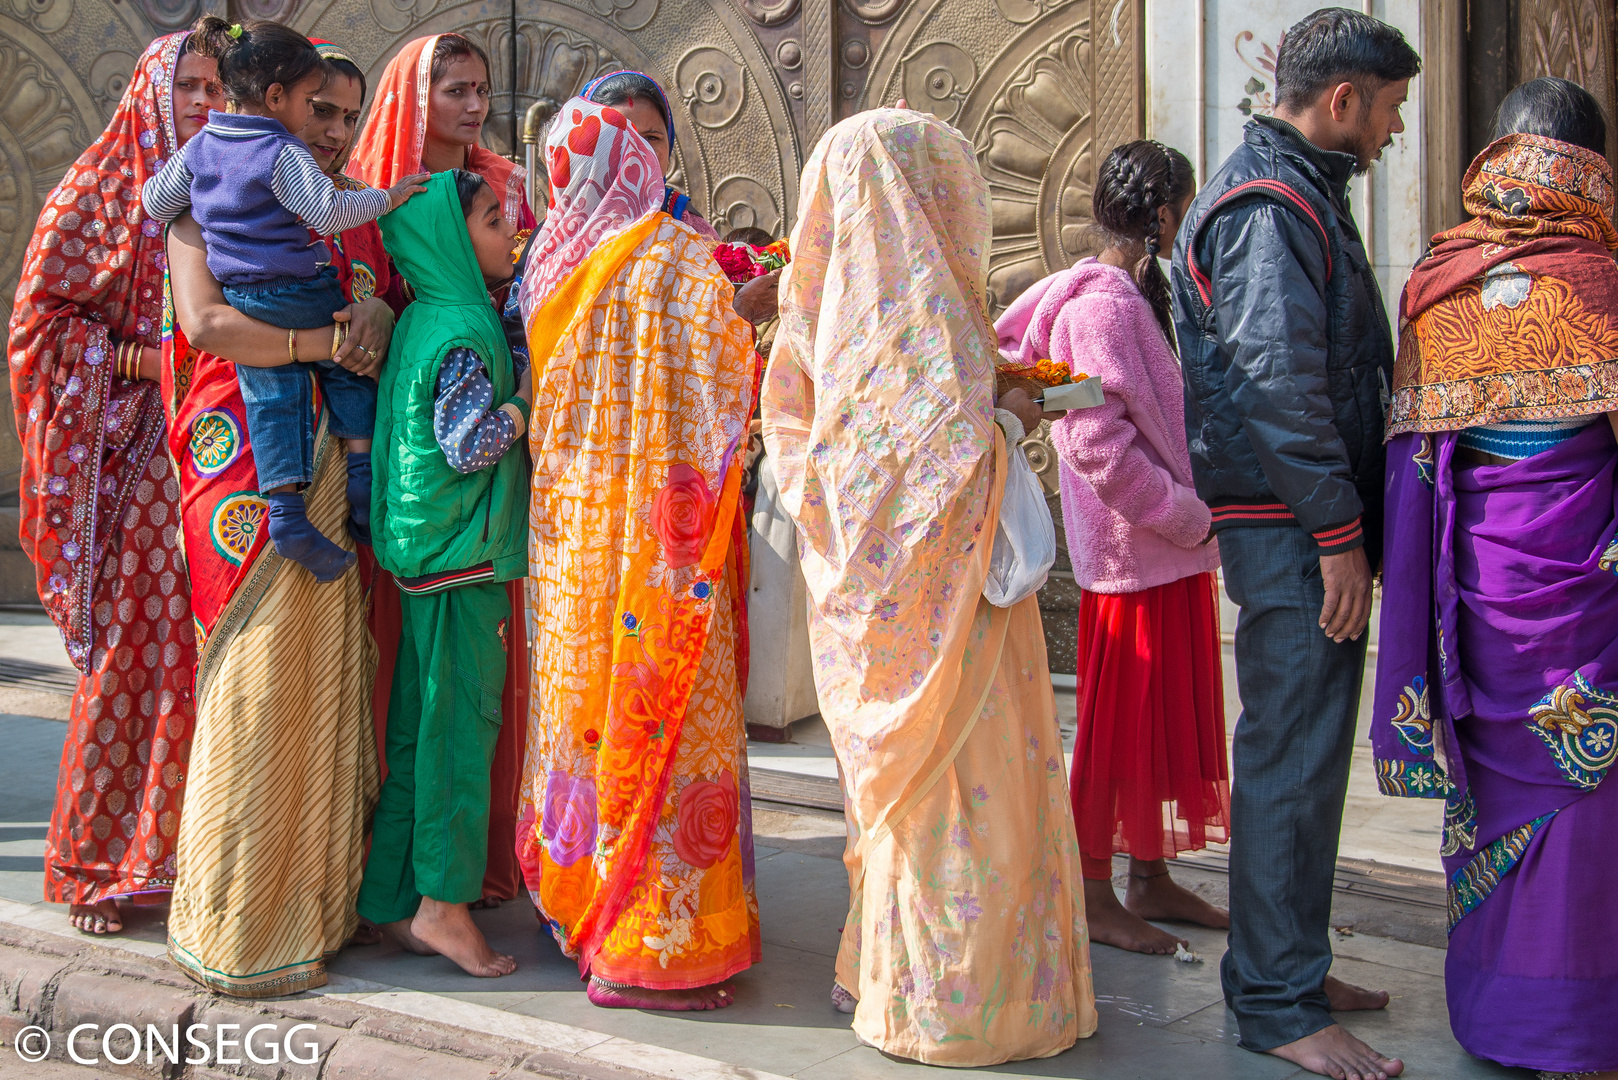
[1375,78,1618,1080]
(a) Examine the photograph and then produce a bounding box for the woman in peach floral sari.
[516,98,758,1010]
[761,109,1097,1065]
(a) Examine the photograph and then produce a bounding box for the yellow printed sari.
[517,99,759,988]
[762,109,1096,1064]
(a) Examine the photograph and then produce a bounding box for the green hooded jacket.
[372,171,527,582]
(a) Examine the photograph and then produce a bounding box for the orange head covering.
[345,34,530,227]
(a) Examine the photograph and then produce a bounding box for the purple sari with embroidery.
[1373,421,1618,1072]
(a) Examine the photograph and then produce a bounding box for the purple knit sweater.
[996,259,1219,594]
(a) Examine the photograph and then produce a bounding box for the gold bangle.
[329,322,345,362]
[288,328,299,365]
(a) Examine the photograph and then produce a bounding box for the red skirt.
[1071,571,1229,878]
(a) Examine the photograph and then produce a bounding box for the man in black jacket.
[1169,9,1419,1079]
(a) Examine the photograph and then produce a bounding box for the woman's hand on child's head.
[733,268,780,325]
[387,172,432,210]
[331,298,394,380]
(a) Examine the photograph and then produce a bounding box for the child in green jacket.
[359,169,529,978]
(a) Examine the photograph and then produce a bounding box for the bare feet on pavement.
[1124,859,1230,930]
[69,899,123,934]
[1325,974,1390,1011]
[378,916,438,955]
[587,977,735,1011]
[469,895,502,910]
[346,919,384,947]
[410,898,516,977]
[1083,876,1187,954]
[1267,1023,1403,1080]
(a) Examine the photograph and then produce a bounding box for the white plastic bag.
[983,439,1056,607]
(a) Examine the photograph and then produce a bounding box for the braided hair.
[1091,140,1195,346]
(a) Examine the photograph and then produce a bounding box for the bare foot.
[346,919,383,947]
[587,977,735,1011]
[1325,975,1389,1012]
[469,895,502,910]
[69,899,123,934]
[1124,859,1230,930]
[1267,1023,1403,1080]
[378,916,438,955]
[1083,876,1187,955]
[410,898,516,977]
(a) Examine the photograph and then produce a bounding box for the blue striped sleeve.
[140,147,194,224]
[269,142,390,237]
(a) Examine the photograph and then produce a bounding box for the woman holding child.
[162,35,396,997]
[517,98,760,1009]
[8,20,226,936]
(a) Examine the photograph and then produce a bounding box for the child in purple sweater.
[143,21,426,580]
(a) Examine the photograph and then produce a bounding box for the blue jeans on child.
[223,266,376,491]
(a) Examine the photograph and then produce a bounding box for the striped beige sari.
[166,425,379,997]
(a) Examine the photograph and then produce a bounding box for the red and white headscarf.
[517,97,663,326]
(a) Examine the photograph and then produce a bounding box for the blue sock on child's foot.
[266,491,355,582]
[346,451,372,545]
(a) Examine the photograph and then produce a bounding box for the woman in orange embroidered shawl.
[347,30,533,905]
[6,25,225,936]
[762,110,1096,1065]
[517,98,758,1010]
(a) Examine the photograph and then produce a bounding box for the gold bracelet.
[329,322,345,362]
[288,327,299,365]
[117,341,139,381]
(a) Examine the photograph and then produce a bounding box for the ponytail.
[1091,140,1195,347]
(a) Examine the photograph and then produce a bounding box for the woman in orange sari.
[517,98,758,1010]
[346,31,533,905]
[762,109,1096,1065]
[7,23,225,936]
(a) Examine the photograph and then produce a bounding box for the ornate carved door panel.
[1515,0,1617,161]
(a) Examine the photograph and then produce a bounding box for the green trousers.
[357,580,510,924]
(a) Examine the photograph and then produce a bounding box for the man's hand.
[733,269,780,324]
[1319,546,1372,643]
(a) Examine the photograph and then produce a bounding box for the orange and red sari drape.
[6,33,197,905]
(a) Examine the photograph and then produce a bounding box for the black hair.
[215,21,327,108]
[453,168,488,216]
[1092,140,1196,345]
[723,225,775,247]
[430,33,491,86]
[585,72,673,143]
[184,15,232,58]
[1492,77,1608,155]
[1273,7,1421,112]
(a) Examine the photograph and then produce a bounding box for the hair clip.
[227,23,243,38]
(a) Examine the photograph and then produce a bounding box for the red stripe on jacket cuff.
[1312,518,1363,551]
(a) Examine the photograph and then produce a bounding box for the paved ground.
[2,695,1519,1079]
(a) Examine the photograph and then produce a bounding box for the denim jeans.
[223,268,375,490]
[1216,525,1368,1051]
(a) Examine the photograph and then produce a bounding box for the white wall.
[1146,0,1426,323]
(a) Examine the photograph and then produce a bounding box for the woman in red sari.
[6,23,226,935]
[346,32,533,907]
[159,39,398,996]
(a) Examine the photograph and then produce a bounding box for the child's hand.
[516,366,533,408]
[387,173,431,210]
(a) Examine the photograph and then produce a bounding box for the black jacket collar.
[1249,114,1358,201]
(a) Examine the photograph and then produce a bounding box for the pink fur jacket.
[996,258,1219,594]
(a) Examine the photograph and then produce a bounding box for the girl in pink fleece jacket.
[997,141,1230,957]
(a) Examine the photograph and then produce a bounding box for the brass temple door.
[0,0,1145,310]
